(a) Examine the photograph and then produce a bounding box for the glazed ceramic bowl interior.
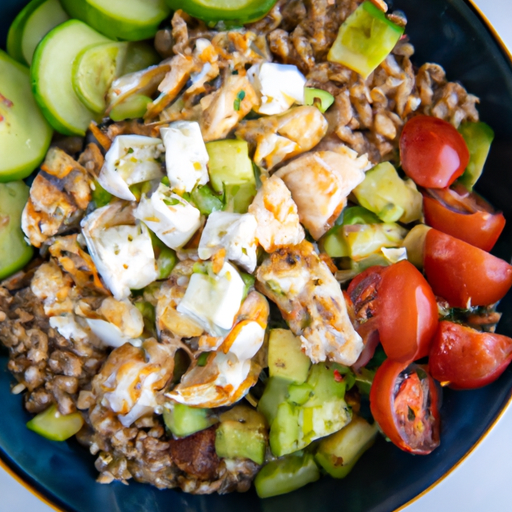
[1,1,512,511]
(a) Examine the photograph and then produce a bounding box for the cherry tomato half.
[400,115,470,189]
[429,321,512,389]
[348,261,438,364]
[370,359,441,454]
[422,185,505,251]
[424,228,512,308]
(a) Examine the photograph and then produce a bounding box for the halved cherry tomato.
[400,115,470,189]
[429,321,512,389]
[422,184,505,251]
[424,228,512,308]
[370,359,441,455]
[348,261,438,364]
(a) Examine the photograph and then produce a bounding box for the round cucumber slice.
[60,0,171,41]
[72,41,160,114]
[0,50,53,182]
[7,0,69,66]
[31,20,111,136]
[0,181,34,280]
[165,0,278,24]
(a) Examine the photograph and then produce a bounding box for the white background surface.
[1,0,512,511]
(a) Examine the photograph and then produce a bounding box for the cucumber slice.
[109,94,153,121]
[0,50,53,181]
[26,403,84,441]
[72,41,159,114]
[60,0,171,41]
[7,0,69,66]
[31,20,111,136]
[0,181,34,280]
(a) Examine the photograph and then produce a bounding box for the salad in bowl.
[1,0,512,505]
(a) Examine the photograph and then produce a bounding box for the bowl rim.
[1,0,512,511]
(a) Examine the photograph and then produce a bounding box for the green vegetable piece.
[110,94,152,121]
[258,376,290,425]
[60,0,171,41]
[353,162,423,223]
[189,184,224,215]
[92,180,113,207]
[206,139,257,214]
[7,0,69,66]
[457,122,495,191]
[31,20,110,136]
[402,224,431,270]
[269,363,352,457]
[304,88,335,113]
[268,329,311,384]
[254,451,320,498]
[26,403,84,441]
[215,405,268,465]
[354,367,376,395]
[119,42,160,76]
[328,1,405,79]
[165,0,278,25]
[287,382,314,406]
[156,246,177,280]
[163,403,212,438]
[0,182,34,280]
[342,205,381,226]
[315,415,378,478]
[345,223,407,261]
[0,50,53,181]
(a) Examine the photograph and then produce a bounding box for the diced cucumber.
[315,415,378,478]
[7,0,69,66]
[26,404,84,441]
[215,405,268,465]
[60,0,171,41]
[304,88,335,113]
[109,95,153,122]
[402,224,431,269]
[188,184,224,216]
[328,1,404,79]
[206,139,257,213]
[457,122,495,191]
[163,403,212,438]
[268,329,311,383]
[0,181,34,280]
[353,162,423,224]
[258,376,290,425]
[0,50,53,181]
[73,41,160,115]
[31,20,111,136]
[254,451,320,498]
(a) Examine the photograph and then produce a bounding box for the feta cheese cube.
[98,135,164,201]
[177,261,245,337]
[160,121,209,193]
[247,63,306,115]
[134,183,202,249]
[198,211,258,272]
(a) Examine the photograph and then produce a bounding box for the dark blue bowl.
[2,1,512,511]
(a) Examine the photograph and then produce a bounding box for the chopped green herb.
[234,90,246,111]
[127,147,134,154]
[161,176,170,186]
[197,352,209,367]
[163,198,181,206]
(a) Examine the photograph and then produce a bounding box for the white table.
[1,0,512,510]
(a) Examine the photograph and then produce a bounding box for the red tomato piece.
[400,115,470,188]
[429,321,512,389]
[424,228,512,308]
[422,185,505,251]
[378,260,438,362]
[370,359,441,455]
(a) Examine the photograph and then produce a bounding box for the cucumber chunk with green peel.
[26,404,84,441]
[0,50,53,181]
[60,0,171,41]
[0,181,34,280]
[254,451,320,498]
[73,41,160,115]
[328,1,405,79]
[7,0,69,66]
[457,122,495,191]
[315,415,378,478]
[165,0,278,25]
[215,405,268,465]
[163,403,212,438]
[304,88,335,113]
[268,329,311,383]
[31,20,111,136]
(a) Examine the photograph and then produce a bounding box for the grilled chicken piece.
[248,174,305,252]
[256,240,363,366]
[275,148,368,239]
[236,105,328,170]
